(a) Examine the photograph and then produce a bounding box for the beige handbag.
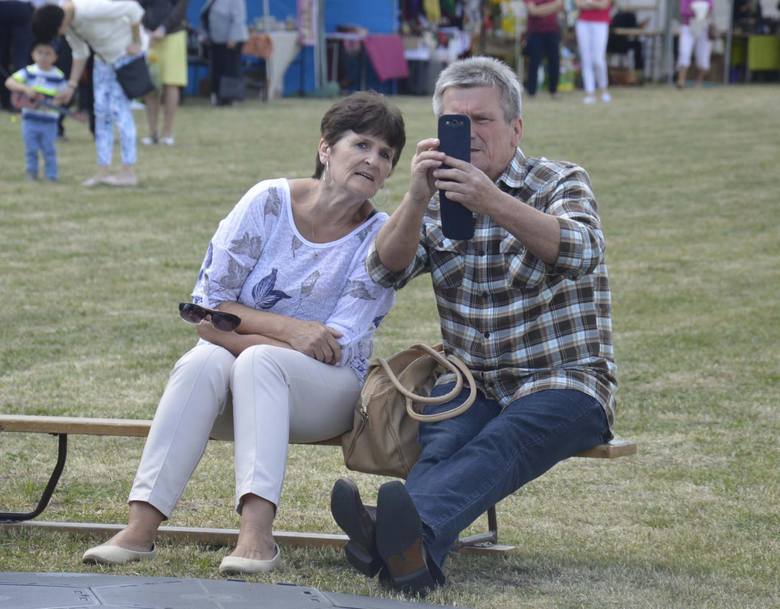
[341,343,476,478]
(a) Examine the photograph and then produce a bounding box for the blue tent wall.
[186,0,398,96]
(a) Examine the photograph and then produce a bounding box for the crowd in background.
[2,0,722,185]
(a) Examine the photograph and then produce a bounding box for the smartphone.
[437,114,475,240]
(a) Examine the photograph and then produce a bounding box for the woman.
[575,0,612,104]
[33,0,144,186]
[139,0,189,145]
[81,91,406,575]
[202,0,247,106]
[523,0,564,99]
[676,0,713,88]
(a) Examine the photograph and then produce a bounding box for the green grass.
[1,85,779,609]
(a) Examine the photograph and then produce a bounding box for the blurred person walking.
[523,0,564,98]
[0,0,34,111]
[200,0,247,106]
[32,0,145,186]
[676,0,713,87]
[139,0,188,145]
[575,0,612,104]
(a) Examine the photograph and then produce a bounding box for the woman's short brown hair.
[313,91,406,179]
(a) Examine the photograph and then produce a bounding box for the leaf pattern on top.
[197,243,214,282]
[300,270,321,298]
[216,257,251,289]
[291,235,303,258]
[252,268,292,309]
[355,226,371,243]
[264,187,282,219]
[344,279,376,301]
[230,232,263,258]
[372,314,386,328]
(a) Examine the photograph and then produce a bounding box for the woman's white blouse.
[192,178,395,381]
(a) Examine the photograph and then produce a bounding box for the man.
[330,56,618,596]
[32,0,144,186]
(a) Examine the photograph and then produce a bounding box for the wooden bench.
[0,414,637,554]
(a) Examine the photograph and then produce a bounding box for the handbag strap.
[377,343,477,423]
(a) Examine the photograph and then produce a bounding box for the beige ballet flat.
[218,544,281,575]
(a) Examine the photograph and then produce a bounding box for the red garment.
[524,0,561,33]
[578,1,611,23]
[363,34,409,81]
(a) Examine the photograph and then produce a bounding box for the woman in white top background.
[33,0,144,186]
[80,91,406,576]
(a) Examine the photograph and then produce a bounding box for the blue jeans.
[405,385,611,576]
[22,117,58,180]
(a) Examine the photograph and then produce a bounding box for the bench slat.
[0,521,515,554]
[0,415,152,437]
[0,414,636,457]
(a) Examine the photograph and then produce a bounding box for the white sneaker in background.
[141,135,158,145]
[160,136,175,146]
[82,174,109,187]
[601,92,612,103]
[103,172,138,187]
[583,95,596,105]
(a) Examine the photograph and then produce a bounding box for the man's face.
[32,45,57,71]
[440,86,523,182]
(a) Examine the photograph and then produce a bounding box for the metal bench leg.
[0,433,67,523]
[454,505,498,549]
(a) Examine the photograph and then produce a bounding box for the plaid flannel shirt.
[366,148,618,426]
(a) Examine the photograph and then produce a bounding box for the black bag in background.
[115,55,155,99]
[218,75,245,101]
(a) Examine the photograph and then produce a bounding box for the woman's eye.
[380,151,392,160]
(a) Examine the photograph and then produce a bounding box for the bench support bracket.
[0,433,68,523]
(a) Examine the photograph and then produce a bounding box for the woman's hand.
[408,138,445,205]
[285,320,343,364]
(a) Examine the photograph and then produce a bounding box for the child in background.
[4,40,67,181]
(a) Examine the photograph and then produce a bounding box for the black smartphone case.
[438,114,475,240]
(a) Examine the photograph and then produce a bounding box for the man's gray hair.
[432,56,523,122]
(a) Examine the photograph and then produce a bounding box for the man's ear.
[511,118,524,148]
[317,138,330,165]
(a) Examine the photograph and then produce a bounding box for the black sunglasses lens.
[211,312,240,331]
[179,303,206,324]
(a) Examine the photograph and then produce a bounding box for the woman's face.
[319,130,395,199]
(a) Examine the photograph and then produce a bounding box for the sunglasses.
[178,302,241,332]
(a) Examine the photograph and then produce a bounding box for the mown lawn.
[1,83,778,609]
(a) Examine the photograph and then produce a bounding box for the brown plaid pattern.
[366,149,617,425]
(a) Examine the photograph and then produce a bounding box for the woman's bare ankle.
[107,527,155,552]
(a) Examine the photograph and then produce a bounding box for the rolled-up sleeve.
[547,169,605,278]
[365,240,429,290]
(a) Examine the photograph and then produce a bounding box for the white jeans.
[576,20,609,94]
[677,24,712,71]
[128,341,361,517]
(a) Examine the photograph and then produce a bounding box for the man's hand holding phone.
[408,138,445,204]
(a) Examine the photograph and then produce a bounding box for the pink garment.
[363,34,409,81]
[679,0,712,25]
